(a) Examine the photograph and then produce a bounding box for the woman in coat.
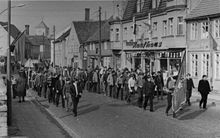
[16,71,27,102]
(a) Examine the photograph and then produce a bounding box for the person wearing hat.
[55,75,65,108]
[142,75,155,112]
[198,75,211,109]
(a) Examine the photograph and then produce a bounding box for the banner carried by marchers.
[172,50,186,113]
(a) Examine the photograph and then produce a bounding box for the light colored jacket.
[107,74,113,86]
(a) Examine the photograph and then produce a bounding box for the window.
[152,0,160,9]
[201,21,209,39]
[191,53,198,77]
[104,43,108,50]
[136,0,145,13]
[153,22,157,31]
[202,53,209,77]
[163,20,167,36]
[115,28,120,41]
[215,19,220,38]
[177,17,184,35]
[168,18,173,35]
[215,53,220,79]
[191,23,198,40]
[92,43,96,51]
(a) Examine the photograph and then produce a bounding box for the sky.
[0,0,117,35]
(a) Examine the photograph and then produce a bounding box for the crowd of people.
[10,65,212,117]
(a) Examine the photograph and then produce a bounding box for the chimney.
[85,8,90,21]
[25,25,30,35]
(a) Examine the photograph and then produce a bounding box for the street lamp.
[0,3,25,15]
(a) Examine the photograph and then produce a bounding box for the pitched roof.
[0,21,21,39]
[186,0,220,20]
[122,0,175,21]
[35,21,49,29]
[73,21,105,44]
[54,28,71,43]
[27,35,51,46]
[87,17,113,43]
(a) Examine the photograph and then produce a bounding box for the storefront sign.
[126,41,162,48]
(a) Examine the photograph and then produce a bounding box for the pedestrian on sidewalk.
[198,75,211,109]
[107,70,114,97]
[185,73,195,106]
[143,75,155,112]
[155,71,164,101]
[92,70,98,93]
[70,78,82,117]
[47,72,53,103]
[63,78,73,112]
[165,74,176,116]
[55,75,65,108]
[16,70,27,103]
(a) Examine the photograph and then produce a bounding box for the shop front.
[123,41,185,76]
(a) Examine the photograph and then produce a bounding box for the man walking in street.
[198,75,211,109]
[55,75,65,108]
[185,73,195,106]
[70,78,82,117]
[143,76,155,112]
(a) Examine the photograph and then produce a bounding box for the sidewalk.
[29,88,220,138]
[8,95,71,138]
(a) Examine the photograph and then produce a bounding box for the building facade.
[111,0,191,76]
[186,0,220,90]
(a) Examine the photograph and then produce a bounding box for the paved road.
[8,95,71,138]
[29,88,220,138]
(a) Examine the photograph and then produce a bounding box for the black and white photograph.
[0,0,220,137]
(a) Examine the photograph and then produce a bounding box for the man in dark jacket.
[155,71,164,100]
[55,75,65,108]
[70,78,82,117]
[143,76,155,112]
[198,75,211,109]
[185,73,195,106]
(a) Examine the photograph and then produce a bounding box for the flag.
[172,50,187,115]
[210,33,218,51]
[132,16,136,35]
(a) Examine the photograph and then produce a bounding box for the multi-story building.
[185,0,220,90]
[111,0,195,76]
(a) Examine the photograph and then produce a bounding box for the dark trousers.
[186,89,192,105]
[44,84,47,98]
[48,87,53,103]
[93,82,98,93]
[156,87,164,100]
[56,91,65,108]
[109,85,113,97]
[12,85,17,98]
[166,93,172,113]
[143,93,153,111]
[199,93,208,108]
[72,96,80,116]
[126,87,135,103]
[116,84,123,100]
[38,86,42,97]
[137,87,143,107]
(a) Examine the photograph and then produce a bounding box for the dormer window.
[136,0,145,13]
[152,0,161,9]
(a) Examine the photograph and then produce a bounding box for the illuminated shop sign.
[126,41,162,48]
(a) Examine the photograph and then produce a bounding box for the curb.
[31,98,80,138]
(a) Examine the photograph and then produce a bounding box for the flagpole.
[208,17,214,88]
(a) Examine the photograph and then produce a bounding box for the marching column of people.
[11,65,212,117]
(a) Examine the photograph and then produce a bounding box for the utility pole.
[98,6,102,68]
[7,0,12,126]
[53,25,55,67]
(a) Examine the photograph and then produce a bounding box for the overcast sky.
[0,0,116,35]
